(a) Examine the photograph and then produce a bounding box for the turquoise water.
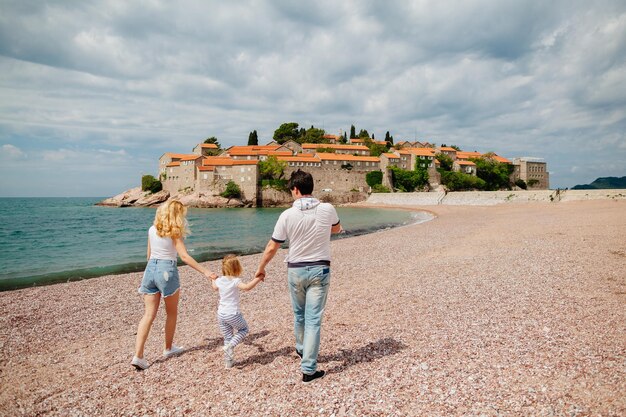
[0,198,431,290]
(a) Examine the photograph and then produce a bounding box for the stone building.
[162,154,203,193]
[512,158,550,189]
[301,143,370,156]
[453,160,477,176]
[197,157,259,200]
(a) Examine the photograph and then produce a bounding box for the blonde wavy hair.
[153,200,188,238]
[222,254,242,277]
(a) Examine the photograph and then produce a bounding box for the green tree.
[258,155,287,180]
[350,125,356,139]
[247,130,258,146]
[141,175,162,193]
[470,155,514,190]
[302,126,326,143]
[384,131,391,144]
[220,181,241,199]
[389,166,428,192]
[436,153,454,171]
[273,122,302,144]
[515,179,527,189]
[358,129,370,139]
[369,143,388,157]
[342,132,348,143]
[440,171,486,191]
[366,170,383,187]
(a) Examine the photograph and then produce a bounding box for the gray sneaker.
[163,345,184,358]
[131,356,149,370]
[225,358,234,369]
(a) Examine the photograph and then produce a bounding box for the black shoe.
[302,370,325,384]
[296,349,303,358]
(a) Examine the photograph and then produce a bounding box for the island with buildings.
[99,134,549,208]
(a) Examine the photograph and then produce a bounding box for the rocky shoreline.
[95,187,254,208]
[96,187,369,208]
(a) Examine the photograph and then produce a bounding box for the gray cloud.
[0,0,625,195]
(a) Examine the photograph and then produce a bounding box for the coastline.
[1,200,624,415]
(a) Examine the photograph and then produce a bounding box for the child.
[212,254,262,368]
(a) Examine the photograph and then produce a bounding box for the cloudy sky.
[0,0,625,196]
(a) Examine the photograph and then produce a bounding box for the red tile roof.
[316,153,380,162]
[278,155,322,163]
[302,143,369,151]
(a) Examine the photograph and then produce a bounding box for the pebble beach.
[1,199,624,416]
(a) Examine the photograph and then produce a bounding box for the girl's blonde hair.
[222,254,242,277]
[154,200,188,238]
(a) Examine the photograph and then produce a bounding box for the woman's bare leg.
[163,289,180,351]
[134,293,161,358]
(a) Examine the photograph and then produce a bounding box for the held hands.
[204,270,218,280]
[255,268,266,282]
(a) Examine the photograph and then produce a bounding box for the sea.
[0,197,432,291]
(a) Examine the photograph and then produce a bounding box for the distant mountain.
[571,176,626,190]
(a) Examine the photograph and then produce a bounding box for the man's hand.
[255,268,266,281]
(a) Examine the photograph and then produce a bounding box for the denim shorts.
[138,259,180,297]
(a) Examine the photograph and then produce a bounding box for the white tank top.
[148,225,177,261]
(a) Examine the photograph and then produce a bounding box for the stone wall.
[284,167,371,193]
[366,189,626,206]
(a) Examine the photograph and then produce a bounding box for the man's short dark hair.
[287,169,314,195]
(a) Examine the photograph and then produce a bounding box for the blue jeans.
[287,265,330,375]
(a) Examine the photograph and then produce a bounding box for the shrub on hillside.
[142,175,162,193]
[389,166,428,192]
[221,181,242,199]
[366,170,383,187]
[440,171,486,191]
[371,184,391,193]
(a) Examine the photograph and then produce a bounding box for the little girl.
[212,254,262,368]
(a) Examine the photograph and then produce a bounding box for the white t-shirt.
[271,197,340,265]
[148,225,178,261]
[215,276,242,315]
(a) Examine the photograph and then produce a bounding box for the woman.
[132,200,217,370]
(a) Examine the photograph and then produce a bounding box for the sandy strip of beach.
[0,200,624,416]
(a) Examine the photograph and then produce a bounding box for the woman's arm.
[211,280,219,291]
[173,237,217,280]
[237,277,262,291]
[146,238,151,260]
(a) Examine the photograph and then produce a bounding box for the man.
[255,170,342,384]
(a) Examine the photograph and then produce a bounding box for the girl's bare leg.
[163,290,180,350]
[134,293,161,358]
